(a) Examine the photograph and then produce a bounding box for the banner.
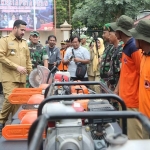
[0,0,54,31]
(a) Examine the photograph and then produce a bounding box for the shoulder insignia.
[39,43,44,47]
[2,35,9,38]
[22,38,26,41]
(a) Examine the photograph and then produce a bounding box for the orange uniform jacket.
[119,38,142,108]
[139,54,150,118]
[58,49,68,71]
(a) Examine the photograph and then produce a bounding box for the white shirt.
[64,46,90,77]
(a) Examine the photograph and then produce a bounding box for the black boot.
[0,82,3,94]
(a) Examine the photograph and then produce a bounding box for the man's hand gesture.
[74,57,81,63]
[17,66,27,74]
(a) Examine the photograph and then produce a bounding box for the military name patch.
[9,42,14,45]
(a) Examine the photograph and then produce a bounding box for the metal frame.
[42,81,127,134]
[38,93,127,133]
[47,81,113,96]
[28,111,150,150]
[46,66,58,84]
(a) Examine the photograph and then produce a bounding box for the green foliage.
[55,0,150,29]
[72,0,150,28]
[56,0,84,28]
[125,0,150,19]
[56,0,68,28]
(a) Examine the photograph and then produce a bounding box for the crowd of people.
[0,15,150,140]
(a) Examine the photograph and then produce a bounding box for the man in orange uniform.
[113,15,142,139]
[58,41,68,71]
[130,20,150,139]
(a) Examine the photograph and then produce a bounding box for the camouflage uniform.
[28,43,48,69]
[26,43,48,87]
[100,43,123,110]
[100,44,114,82]
[107,42,123,89]
[100,30,123,86]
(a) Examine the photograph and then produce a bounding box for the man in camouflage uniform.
[106,22,123,90]
[100,24,114,84]
[26,31,48,87]
[100,23,123,110]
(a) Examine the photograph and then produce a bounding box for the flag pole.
[54,0,56,36]
[69,0,71,24]
[33,0,36,30]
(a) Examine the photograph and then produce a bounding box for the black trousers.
[48,64,54,71]
[0,82,3,94]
